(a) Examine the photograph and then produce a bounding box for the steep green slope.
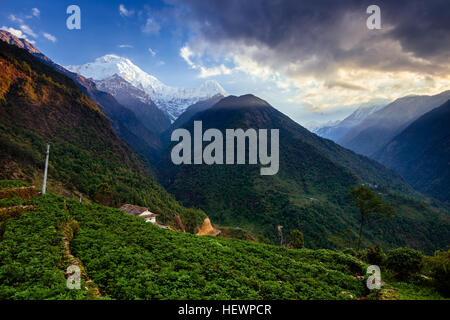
[158,95,450,252]
[374,100,450,203]
[0,40,205,231]
[0,193,367,300]
[0,30,163,165]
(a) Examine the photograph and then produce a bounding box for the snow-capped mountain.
[66,54,227,121]
[304,120,341,132]
[96,74,155,106]
[96,74,172,133]
[314,100,389,141]
[338,90,450,156]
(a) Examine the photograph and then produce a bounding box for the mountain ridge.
[314,101,388,141]
[96,74,172,134]
[0,30,164,164]
[157,94,449,251]
[374,100,450,202]
[66,54,228,121]
[0,35,206,231]
[338,91,450,156]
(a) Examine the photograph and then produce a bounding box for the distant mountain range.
[374,100,450,202]
[66,55,228,121]
[313,100,389,142]
[337,91,450,157]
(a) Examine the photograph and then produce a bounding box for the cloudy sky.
[1,0,449,125]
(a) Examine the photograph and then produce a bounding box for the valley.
[0,26,449,302]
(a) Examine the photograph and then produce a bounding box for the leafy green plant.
[0,193,368,300]
[348,186,395,251]
[366,246,386,266]
[423,250,450,297]
[0,180,31,189]
[288,229,304,249]
[386,248,424,280]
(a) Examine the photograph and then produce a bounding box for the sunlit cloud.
[20,25,37,38]
[43,32,57,43]
[172,0,450,121]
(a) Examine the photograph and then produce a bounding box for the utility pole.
[42,144,50,195]
[278,225,284,247]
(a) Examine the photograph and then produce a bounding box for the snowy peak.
[66,54,227,121]
[95,74,155,106]
[199,80,227,96]
[67,54,164,90]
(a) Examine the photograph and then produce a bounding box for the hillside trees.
[348,186,395,251]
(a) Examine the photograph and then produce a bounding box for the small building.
[119,204,158,224]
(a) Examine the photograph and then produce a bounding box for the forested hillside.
[0,40,205,231]
[159,95,450,251]
[374,100,450,203]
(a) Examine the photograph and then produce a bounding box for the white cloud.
[20,25,37,38]
[148,48,156,56]
[180,46,195,66]
[119,4,134,17]
[0,26,35,44]
[118,44,133,48]
[43,32,57,43]
[9,14,24,23]
[32,8,40,17]
[179,37,450,121]
[141,18,160,35]
[180,45,232,78]
[198,64,232,78]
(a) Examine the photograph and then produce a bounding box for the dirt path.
[62,217,102,298]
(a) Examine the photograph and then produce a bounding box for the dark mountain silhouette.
[158,94,449,251]
[160,94,224,145]
[374,100,450,202]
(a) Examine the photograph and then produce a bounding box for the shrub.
[341,247,358,257]
[288,229,304,249]
[366,246,386,266]
[386,248,424,280]
[93,183,112,206]
[0,180,31,190]
[423,250,450,297]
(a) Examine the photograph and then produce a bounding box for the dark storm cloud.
[168,0,450,76]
